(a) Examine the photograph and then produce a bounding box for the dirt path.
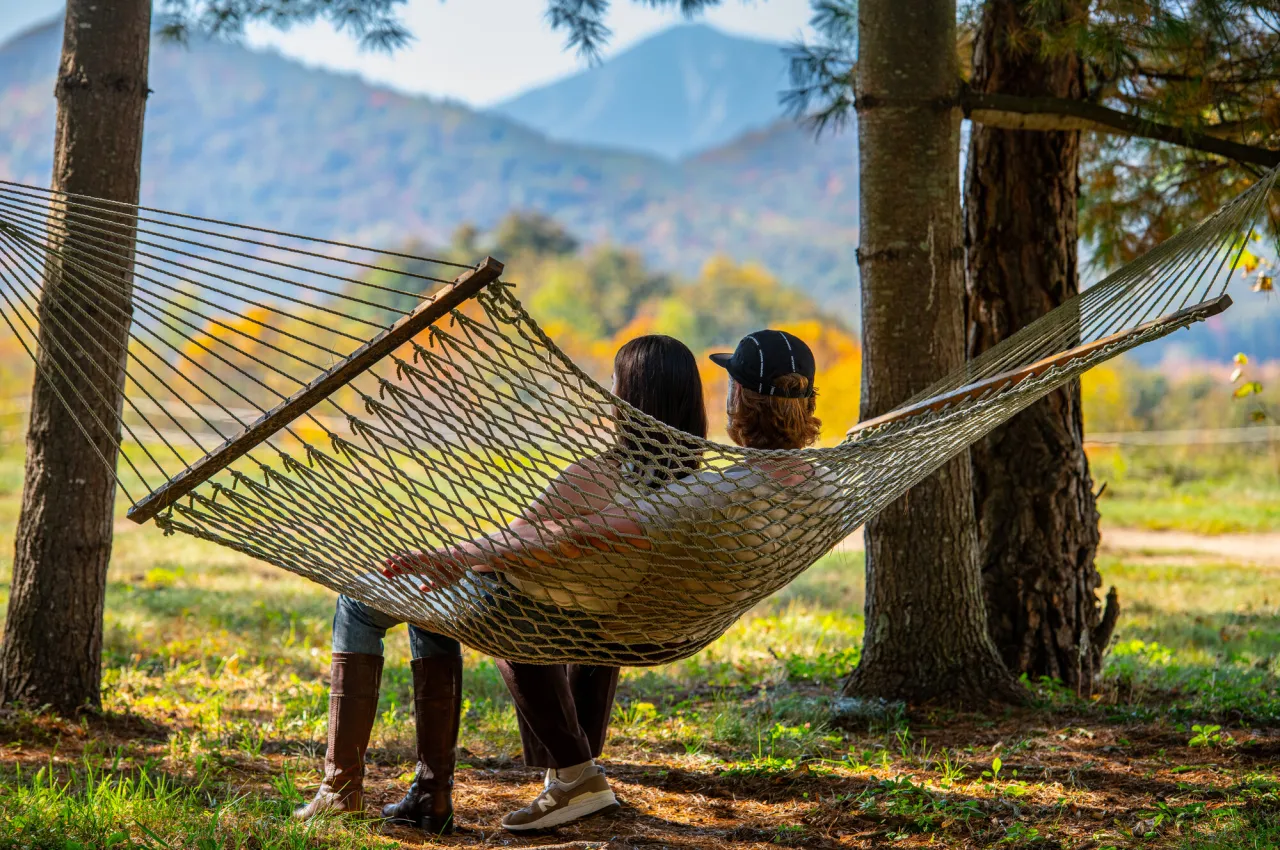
[838,526,1280,565]
[1099,526,1280,565]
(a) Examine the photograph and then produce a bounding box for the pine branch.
[546,0,726,61]
[961,89,1280,168]
[156,0,412,52]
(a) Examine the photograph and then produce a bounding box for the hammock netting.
[0,170,1274,665]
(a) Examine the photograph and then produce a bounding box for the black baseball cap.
[709,329,816,398]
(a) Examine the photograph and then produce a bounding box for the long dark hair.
[612,335,708,482]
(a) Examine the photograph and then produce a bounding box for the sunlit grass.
[1099,555,1280,720]
[1092,445,1280,533]
[1,759,398,849]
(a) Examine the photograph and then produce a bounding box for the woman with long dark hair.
[492,334,707,831]
[381,334,708,832]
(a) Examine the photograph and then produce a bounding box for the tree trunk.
[0,0,150,714]
[842,0,1024,706]
[964,0,1119,695]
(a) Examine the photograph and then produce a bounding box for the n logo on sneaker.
[538,796,557,812]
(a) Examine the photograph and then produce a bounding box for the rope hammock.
[0,170,1274,666]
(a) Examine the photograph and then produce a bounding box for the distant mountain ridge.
[0,18,860,317]
[492,24,792,160]
[2,16,1274,360]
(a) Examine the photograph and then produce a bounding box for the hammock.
[0,171,1273,665]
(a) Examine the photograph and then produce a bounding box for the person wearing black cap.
[710,329,821,451]
[710,329,817,400]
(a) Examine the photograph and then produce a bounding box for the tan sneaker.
[501,764,620,832]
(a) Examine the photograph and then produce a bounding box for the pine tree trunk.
[842,0,1024,706]
[964,0,1119,695]
[0,0,150,714]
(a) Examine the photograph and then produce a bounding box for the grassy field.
[1090,445,1280,534]
[0,444,1278,847]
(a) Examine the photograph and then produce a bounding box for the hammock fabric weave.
[0,171,1274,665]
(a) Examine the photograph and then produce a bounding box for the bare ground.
[7,701,1278,849]
[839,526,1280,566]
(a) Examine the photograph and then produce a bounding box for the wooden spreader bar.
[848,293,1232,437]
[128,256,505,524]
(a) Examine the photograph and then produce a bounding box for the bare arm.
[511,458,615,526]
[382,457,647,588]
[382,506,648,590]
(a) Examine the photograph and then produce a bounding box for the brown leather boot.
[381,653,463,833]
[293,652,384,819]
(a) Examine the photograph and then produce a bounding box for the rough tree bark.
[0,0,150,713]
[964,0,1119,694]
[842,0,1024,706]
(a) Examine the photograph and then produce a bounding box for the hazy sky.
[0,1,815,107]
[242,0,817,106]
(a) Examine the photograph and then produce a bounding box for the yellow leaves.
[539,319,617,378]
[699,255,777,293]
[180,306,272,370]
[1231,354,1250,385]
[1227,351,1269,418]
[1239,247,1261,275]
[1239,247,1274,293]
[1081,362,1137,432]
[289,418,330,447]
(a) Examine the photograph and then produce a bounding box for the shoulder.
[561,455,616,482]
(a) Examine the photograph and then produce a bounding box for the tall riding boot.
[293,652,384,819]
[382,653,463,833]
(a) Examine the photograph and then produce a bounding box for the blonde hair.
[727,374,821,450]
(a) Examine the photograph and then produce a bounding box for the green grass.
[1098,477,1280,533]
[2,532,1279,847]
[1092,445,1280,533]
[0,760,397,850]
[1098,555,1280,720]
[1,441,1280,846]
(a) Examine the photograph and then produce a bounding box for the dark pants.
[497,661,620,769]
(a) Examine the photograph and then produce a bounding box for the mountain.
[4,16,1268,359]
[1132,293,1280,365]
[0,19,859,316]
[491,24,792,161]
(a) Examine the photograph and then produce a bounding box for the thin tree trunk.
[843,0,1024,706]
[964,0,1118,695]
[0,0,150,714]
